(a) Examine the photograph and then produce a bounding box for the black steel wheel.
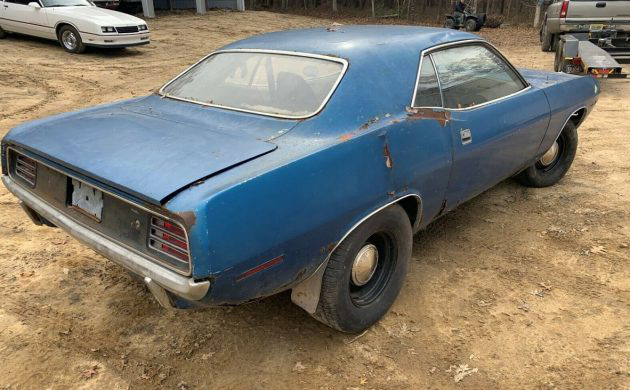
[313,204,412,333]
[516,120,578,188]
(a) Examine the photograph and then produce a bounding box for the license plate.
[590,24,605,31]
[71,179,103,221]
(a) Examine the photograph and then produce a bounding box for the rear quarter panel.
[521,69,599,155]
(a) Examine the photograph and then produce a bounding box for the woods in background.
[250,0,544,26]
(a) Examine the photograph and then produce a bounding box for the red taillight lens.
[148,216,190,265]
[560,0,569,18]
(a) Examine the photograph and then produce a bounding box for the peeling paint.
[384,143,393,168]
[359,116,380,130]
[405,107,450,127]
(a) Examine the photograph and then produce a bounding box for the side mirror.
[542,0,552,5]
[28,2,41,7]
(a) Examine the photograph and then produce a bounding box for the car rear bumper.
[2,175,210,305]
[81,32,151,48]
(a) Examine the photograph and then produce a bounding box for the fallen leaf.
[81,365,99,379]
[293,361,306,373]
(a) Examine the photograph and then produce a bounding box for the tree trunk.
[333,0,338,11]
[371,0,375,17]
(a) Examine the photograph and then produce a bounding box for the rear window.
[430,44,526,109]
[161,52,346,119]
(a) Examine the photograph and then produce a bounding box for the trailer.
[554,29,629,79]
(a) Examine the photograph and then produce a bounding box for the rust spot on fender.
[339,133,354,142]
[175,211,196,228]
[384,143,393,168]
[321,241,337,254]
[405,107,450,127]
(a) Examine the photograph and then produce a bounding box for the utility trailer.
[554,29,629,79]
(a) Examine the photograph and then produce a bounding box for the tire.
[465,18,477,32]
[0,26,6,39]
[313,204,412,333]
[541,22,553,52]
[444,19,458,30]
[550,34,560,52]
[516,120,578,188]
[58,25,85,54]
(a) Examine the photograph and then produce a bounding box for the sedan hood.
[5,98,279,205]
[48,6,146,26]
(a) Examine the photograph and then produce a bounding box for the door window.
[430,44,526,109]
[412,56,442,108]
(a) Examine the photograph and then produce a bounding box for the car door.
[428,42,550,209]
[3,0,51,38]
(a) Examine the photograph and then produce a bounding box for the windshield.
[41,0,91,6]
[161,52,346,118]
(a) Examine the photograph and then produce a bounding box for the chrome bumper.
[2,176,210,303]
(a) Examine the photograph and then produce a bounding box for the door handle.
[460,128,472,145]
[596,2,606,7]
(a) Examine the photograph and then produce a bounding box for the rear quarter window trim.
[410,39,531,111]
[158,49,349,120]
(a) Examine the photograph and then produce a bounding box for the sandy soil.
[0,11,629,389]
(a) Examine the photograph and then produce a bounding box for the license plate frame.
[70,179,104,222]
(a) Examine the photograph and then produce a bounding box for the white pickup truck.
[540,0,630,51]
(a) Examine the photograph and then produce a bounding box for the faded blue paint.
[2,26,599,306]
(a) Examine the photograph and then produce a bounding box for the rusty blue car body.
[1,26,599,313]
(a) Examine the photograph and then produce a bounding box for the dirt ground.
[0,11,629,389]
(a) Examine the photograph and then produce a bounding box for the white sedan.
[0,0,150,53]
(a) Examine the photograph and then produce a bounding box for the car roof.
[220,25,479,63]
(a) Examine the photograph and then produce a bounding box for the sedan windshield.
[161,52,346,118]
[41,0,91,6]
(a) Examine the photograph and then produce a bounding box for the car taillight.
[149,216,190,264]
[560,0,569,18]
[15,153,37,187]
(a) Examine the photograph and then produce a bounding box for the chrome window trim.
[410,39,531,111]
[158,49,349,120]
[6,146,192,276]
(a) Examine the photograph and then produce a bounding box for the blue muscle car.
[1,26,599,332]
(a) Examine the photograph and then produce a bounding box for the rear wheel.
[313,204,412,333]
[465,18,477,32]
[516,120,578,188]
[541,22,553,52]
[58,25,85,54]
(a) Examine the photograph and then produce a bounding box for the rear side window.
[430,44,526,109]
[412,56,442,108]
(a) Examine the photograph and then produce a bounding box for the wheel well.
[55,23,71,38]
[570,108,586,127]
[396,196,421,230]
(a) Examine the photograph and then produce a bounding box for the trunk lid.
[565,0,630,24]
[5,97,284,205]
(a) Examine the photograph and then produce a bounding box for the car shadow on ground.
[2,32,147,58]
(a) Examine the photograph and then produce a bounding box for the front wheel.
[444,19,458,29]
[0,26,6,39]
[58,25,85,54]
[313,204,412,333]
[465,18,477,32]
[516,120,578,188]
